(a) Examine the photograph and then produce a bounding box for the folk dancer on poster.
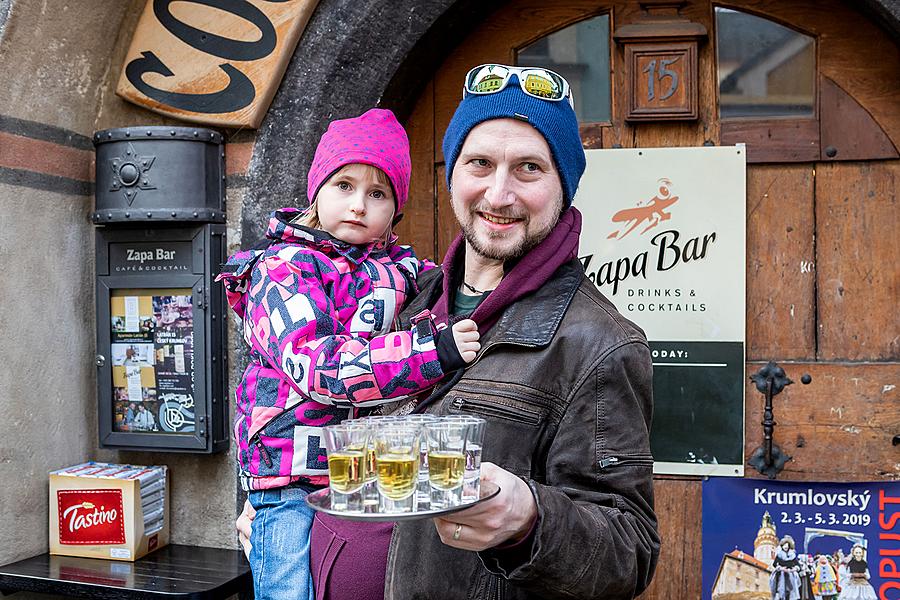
[771,535,803,600]
[813,554,839,600]
[838,545,877,600]
[798,553,816,600]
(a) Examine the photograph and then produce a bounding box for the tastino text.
[62,503,119,533]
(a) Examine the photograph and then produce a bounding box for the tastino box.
[49,462,168,561]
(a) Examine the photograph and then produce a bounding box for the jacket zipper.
[450,397,542,426]
[598,455,655,469]
[256,439,273,468]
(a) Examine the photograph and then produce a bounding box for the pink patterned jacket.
[217,209,441,490]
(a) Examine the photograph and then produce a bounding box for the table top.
[0,544,251,600]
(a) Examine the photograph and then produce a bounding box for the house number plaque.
[614,1,707,122]
[626,42,697,121]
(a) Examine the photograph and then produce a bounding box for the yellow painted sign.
[116,0,320,128]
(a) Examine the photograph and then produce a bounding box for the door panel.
[396,2,900,598]
[746,164,816,361]
[743,362,900,480]
[815,161,900,361]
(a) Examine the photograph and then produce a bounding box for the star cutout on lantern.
[108,142,157,205]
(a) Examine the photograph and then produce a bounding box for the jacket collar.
[479,259,583,348]
[405,258,584,348]
[267,208,391,265]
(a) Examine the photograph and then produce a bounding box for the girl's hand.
[452,319,481,363]
[236,499,256,559]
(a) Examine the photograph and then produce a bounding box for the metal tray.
[306,481,500,522]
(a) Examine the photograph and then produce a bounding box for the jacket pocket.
[445,391,551,478]
[246,404,349,477]
[597,453,655,514]
[247,407,297,471]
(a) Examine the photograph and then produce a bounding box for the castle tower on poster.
[753,511,778,566]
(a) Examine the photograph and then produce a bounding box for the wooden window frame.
[714,5,820,164]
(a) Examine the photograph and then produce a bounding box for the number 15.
[642,57,680,101]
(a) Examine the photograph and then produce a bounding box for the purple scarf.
[431,206,583,331]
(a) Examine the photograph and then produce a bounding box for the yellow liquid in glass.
[428,451,465,490]
[376,454,417,500]
[328,450,366,493]
[365,448,377,481]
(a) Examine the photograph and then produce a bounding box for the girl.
[218,108,479,600]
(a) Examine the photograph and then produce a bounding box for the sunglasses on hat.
[463,64,574,108]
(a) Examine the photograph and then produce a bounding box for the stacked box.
[49,462,168,561]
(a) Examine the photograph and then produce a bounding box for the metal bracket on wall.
[747,361,812,479]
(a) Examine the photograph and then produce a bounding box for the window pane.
[716,7,815,118]
[517,15,611,123]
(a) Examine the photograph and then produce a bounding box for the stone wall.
[0,1,239,582]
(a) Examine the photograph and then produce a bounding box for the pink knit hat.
[306,108,412,212]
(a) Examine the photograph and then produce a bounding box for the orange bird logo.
[607,178,679,240]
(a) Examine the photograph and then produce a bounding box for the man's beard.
[454,195,563,262]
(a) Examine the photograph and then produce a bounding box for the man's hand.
[433,462,537,551]
[452,319,481,363]
[236,499,256,559]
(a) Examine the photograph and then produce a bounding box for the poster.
[575,146,746,476]
[110,289,195,434]
[703,477,900,600]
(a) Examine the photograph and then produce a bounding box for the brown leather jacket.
[385,259,660,600]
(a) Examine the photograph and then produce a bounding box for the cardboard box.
[49,462,168,561]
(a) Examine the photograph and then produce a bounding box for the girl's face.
[782,542,791,551]
[852,547,864,560]
[315,164,395,245]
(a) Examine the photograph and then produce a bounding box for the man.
[240,64,659,599]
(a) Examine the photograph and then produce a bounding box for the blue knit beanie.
[442,79,586,206]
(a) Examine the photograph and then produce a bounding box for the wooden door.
[395,2,900,598]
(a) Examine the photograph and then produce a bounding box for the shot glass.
[373,425,421,513]
[442,415,486,501]
[423,421,470,509]
[342,419,381,512]
[402,414,438,509]
[323,424,370,513]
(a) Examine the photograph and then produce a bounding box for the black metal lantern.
[93,126,228,453]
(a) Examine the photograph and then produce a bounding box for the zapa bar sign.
[116,0,320,128]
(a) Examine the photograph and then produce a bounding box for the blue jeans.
[248,487,315,600]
